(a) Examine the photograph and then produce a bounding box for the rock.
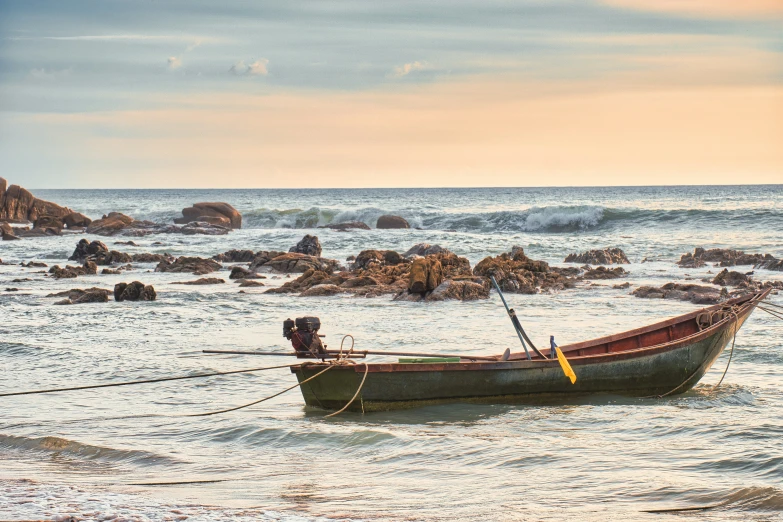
[0,177,72,223]
[565,248,629,265]
[376,215,410,229]
[5,288,19,292]
[319,221,371,231]
[86,212,136,235]
[48,261,98,279]
[155,256,221,275]
[299,284,343,297]
[176,202,242,229]
[264,253,337,274]
[403,243,452,258]
[101,268,120,274]
[54,299,72,305]
[712,268,751,287]
[21,261,47,268]
[229,266,252,279]
[213,249,256,262]
[33,215,63,232]
[632,283,726,305]
[289,234,322,257]
[114,241,138,246]
[172,278,226,285]
[353,250,405,270]
[425,278,490,301]
[131,253,174,263]
[114,281,157,302]
[238,280,266,287]
[248,250,286,271]
[69,239,108,261]
[62,212,92,228]
[409,257,443,293]
[581,266,629,280]
[755,255,783,272]
[612,282,631,289]
[340,276,379,288]
[17,226,61,237]
[1,221,20,240]
[47,287,112,300]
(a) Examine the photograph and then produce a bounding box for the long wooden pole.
[203,349,500,361]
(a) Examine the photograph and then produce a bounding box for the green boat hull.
[292,293,763,412]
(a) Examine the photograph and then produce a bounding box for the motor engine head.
[283,316,325,357]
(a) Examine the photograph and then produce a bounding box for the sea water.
[1,185,782,521]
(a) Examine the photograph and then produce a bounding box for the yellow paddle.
[551,336,577,384]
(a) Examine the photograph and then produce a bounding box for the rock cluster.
[474,247,576,294]
[565,248,629,265]
[68,239,133,265]
[87,212,231,236]
[678,247,783,271]
[172,278,225,285]
[114,282,157,301]
[580,266,628,280]
[175,202,242,229]
[50,288,112,305]
[0,178,86,234]
[213,249,256,262]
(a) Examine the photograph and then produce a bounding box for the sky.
[0,0,781,189]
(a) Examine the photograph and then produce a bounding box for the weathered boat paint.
[292,290,768,412]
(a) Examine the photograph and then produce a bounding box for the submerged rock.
[238,280,265,287]
[581,266,629,280]
[213,249,256,263]
[319,221,370,231]
[712,268,752,287]
[565,248,629,265]
[114,281,157,301]
[248,251,286,272]
[678,247,769,268]
[48,261,98,279]
[172,277,226,285]
[632,283,726,305]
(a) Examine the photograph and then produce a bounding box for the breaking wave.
[240,205,783,233]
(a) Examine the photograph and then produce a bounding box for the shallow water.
[1,186,782,521]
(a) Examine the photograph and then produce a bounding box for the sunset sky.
[1,0,781,188]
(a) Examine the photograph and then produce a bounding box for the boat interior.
[508,290,766,361]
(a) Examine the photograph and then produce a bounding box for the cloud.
[229,58,269,76]
[389,61,427,78]
[601,0,783,18]
[29,68,72,79]
[167,56,182,70]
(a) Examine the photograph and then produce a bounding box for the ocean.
[1,185,782,521]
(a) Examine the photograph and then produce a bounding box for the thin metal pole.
[203,349,500,361]
[490,275,531,360]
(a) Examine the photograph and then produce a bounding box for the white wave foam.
[520,206,605,231]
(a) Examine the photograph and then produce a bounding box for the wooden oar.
[203,349,506,361]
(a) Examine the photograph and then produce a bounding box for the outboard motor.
[283,316,326,358]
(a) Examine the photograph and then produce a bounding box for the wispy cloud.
[7,34,216,42]
[229,58,269,76]
[29,67,72,79]
[167,56,182,70]
[389,61,427,78]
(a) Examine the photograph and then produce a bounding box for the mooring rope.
[0,363,301,398]
[712,309,740,390]
[325,363,369,418]
[757,306,783,321]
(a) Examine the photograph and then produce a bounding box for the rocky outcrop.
[229,266,252,279]
[33,215,64,233]
[264,253,338,274]
[172,278,226,285]
[1,221,19,240]
[87,212,230,237]
[352,250,404,270]
[155,257,221,275]
[319,221,371,231]
[289,235,322,257]
[248,251,286,272]
[581,266,628,280]
[175,202,242,229]
[299,284,343,297]
[474,247,576,294]
[131,253,174,263]
[376,215,410,229]
[0,177,72,224]
[424,277,490,302]
[712,268,752,287]
[238,280,265,287]
[632,283,726,305]
[213,249,256,263]
[564,248,629,265]
[114,282,157,301]
[48,261,98,279]
[754,256,783,272]
[86,213,136,235]
[49,288,112,305]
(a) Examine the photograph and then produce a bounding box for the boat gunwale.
[291,290,768,375]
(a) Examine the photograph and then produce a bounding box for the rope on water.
[0,363,301,398]
[757,306,783,321]
[712,310,739,390]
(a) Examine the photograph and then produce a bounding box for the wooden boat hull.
[292,291,766,412]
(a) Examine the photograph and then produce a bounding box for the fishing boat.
[291,289,769,412]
